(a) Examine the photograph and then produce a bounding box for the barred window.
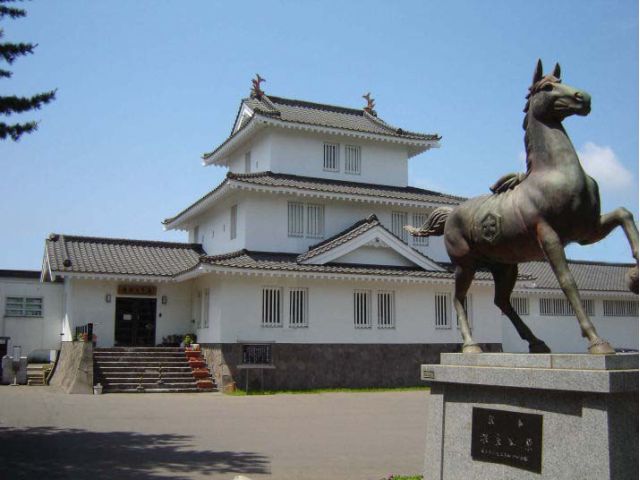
[244,151,252,173]
[289,288,308,327]
[306,204,325,239]
[456,295,472,328]
[377,291,395,328]
[193,225,200,243]
[539,298,595,316]
[261,287,282,327]
[202,288,210,328]
[354,290,372,328]
[230,205,238,240]
[435,292,450,329]
[242,344,272,365]
[603,299,638,317]
[391,211,409,243]
[510,297,529,316]
[344,145,361,175]
[287,202,304,237]
[323,143,339,171]
[411,213,429,246]
[5,297,43,317]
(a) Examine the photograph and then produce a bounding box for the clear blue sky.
[1,0,637,269]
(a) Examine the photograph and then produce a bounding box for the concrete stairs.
[94,347,216,393]
[27,363,53,386]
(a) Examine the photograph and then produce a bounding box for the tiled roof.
[201,249,463,279]
[163,172,464,227]
[45,234,205,277]
[519,260,635,292]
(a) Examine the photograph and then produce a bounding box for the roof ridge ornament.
[251,74,266,99]
[362,92,377,116]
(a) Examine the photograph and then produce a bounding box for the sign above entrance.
[117,285,157,296]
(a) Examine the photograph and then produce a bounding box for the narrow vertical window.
[323,143,339,171]
[202,288,210,328]
[262,287,282,327]
[244,151,252,173]
[306,204,325,239]
[411,213,429,246]
[353,290,372,328]
[230,205,237,240]
[377,291,395,328]
[193,225,200,243]
[344,145,361,174]
[287,202,304,237]
[289,288,308,327]
[391,211,409,243]
[435,292,451,329]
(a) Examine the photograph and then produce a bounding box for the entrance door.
[114,297,157,346]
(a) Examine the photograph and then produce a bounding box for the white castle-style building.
[1,81,638,389]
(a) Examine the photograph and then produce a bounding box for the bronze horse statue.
[406,60,638,354]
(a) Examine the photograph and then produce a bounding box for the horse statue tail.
[404,207,452,237]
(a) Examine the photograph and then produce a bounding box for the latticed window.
[603,299,638,317]
[202,288,210,328]
[5,297,43,317]
[230,205,238,240]
[510,297,529,316]
[411,213,429,246]
[435,292,450,329]
[391,211,409,243]
[287,202,304,237]
[261,287,282,327]
[289,288,308,327]
[306,204,325,239]
[323,143,339,171]
[377,291,395,328]
[344,145,361,174]
[354,290,372,328]
[539,298,594,316]
[244,151,251,173]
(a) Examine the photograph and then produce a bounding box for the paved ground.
[0,387,428,480]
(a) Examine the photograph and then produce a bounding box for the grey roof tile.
[519,260,635,292]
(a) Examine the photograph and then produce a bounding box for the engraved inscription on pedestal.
[471,407,543,473]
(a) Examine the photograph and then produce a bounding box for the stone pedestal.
[422,353,638,480]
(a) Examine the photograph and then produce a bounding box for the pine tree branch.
[0,121,39,141]
[0,41,36,64]
[0,90,56,115]
[0,5,26,20]
[0,67,11,78]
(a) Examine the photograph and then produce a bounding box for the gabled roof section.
[203,94,441,165]
[297,214,445,271]
[163,171,465,230]
[44,234,205,280]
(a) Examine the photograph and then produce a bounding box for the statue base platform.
[421,353,638,480]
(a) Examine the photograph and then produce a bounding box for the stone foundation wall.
[49,341,93,394]
[200,343,502,391]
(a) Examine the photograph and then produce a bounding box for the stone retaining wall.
[49,341,93,394]
[200,343,502,391]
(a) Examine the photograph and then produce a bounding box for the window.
[244,151,251,173]
[411,213,429,246]
[230,205,237,240]
[261,287,282,327]
[306,204,325,238]
[202,288,210,328]
[539,298,595,316]
[456,294,472,328]
[353,290,372,328]
[345,145,361,174]
[193,225,200,243]
[5,297,43,317]
[603,299,638,317]
[510,297,529,316]
[435,292,450,329]
[377,291,395,328]
[287,202,304,237]
[242,344,272,365]
[289,288,308,327]
[391,211,409,243]
[323,143,339,171]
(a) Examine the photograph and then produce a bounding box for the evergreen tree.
[0,0,55,141]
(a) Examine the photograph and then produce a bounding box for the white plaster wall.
[501,294,639,353]
[268,129,409,187]
[227,130,272,174]
[64,279,193,347]
[194,273,501,345]
[0,277,64,356]
[187,192,246,255]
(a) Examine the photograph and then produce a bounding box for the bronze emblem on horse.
[406,60,638,354]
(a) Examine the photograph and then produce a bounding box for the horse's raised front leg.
[537,222,615,354]
[491,264,551,353]
[453,265,482,353]
[579,207,639,293]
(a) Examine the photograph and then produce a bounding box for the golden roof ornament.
[251,74,266,99]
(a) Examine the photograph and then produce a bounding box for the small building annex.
[3,82,638,389]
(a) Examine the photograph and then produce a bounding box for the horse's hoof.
[588,338,615,355]
[626,265,638,294]
[529,341,551,354]
[462,343,483,354]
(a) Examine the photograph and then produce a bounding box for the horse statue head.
[523,60,591,127]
